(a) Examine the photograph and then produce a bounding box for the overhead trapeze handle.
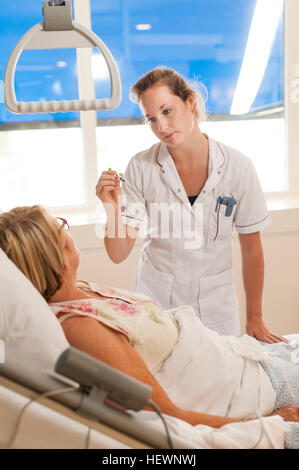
[4,20,122,114]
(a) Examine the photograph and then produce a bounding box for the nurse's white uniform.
[121,136,271,336]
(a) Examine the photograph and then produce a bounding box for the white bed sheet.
[0,384,284,449]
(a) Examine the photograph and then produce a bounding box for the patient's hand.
[270,406,299,422]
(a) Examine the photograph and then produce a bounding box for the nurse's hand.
[95,170,123,207]
[246,317,289,344]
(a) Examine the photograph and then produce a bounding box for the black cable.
[148,399,174,449]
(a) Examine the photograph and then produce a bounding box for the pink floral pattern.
[50,280,179,375]
[61,300,97,315]
[51,280,166,345]
[106,298,142,315]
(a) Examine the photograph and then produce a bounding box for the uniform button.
[162,169,165,173]
[178,189,181,192]
[203,190,206,194]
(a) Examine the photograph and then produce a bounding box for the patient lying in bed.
[0,205,298,448]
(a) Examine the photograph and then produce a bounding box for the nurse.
[96,66,285,343]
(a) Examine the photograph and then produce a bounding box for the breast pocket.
[209,202,234,242]
[134,257,174,310]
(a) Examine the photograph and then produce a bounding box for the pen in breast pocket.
[215,196,222,212]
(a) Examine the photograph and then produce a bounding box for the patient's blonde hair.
[0,205,65,301]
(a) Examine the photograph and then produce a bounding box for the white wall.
[70,205,299,336]
[68,0,299,337]
[233,206,299,335]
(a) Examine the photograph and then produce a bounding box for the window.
[90,0,283,117]
[0,0,288,214]
[0,128,85,211]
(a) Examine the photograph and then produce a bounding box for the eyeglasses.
[56,217,69,231]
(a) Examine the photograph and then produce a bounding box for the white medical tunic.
[121,136,271,336]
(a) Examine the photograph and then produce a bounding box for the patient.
[0,205,299,439]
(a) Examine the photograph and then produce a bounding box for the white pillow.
[0,248,69,369]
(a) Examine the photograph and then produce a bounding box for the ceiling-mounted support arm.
[43,0,73,31]
[48,0,65,5]
[4,1,122,114]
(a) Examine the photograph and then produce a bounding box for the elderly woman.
[0,205,298,448]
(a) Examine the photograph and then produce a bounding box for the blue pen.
[215,196,222,212]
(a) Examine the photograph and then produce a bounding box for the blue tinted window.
[0,0,79,124]
[91,0,283,119]
[0,0,283,124]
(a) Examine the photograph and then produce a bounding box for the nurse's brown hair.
[0,205,65,301]
[130,66,207,121]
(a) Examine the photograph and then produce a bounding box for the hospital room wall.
[71,210,299,336]
[72,0,299,337]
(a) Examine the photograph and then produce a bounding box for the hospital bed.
[0,1,287,451]
[0,239,286,451]
[0,348,286,450]
[0,352,196,449]
[0,375,138,449]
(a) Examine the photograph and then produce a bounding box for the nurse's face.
[139,84,196,147]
